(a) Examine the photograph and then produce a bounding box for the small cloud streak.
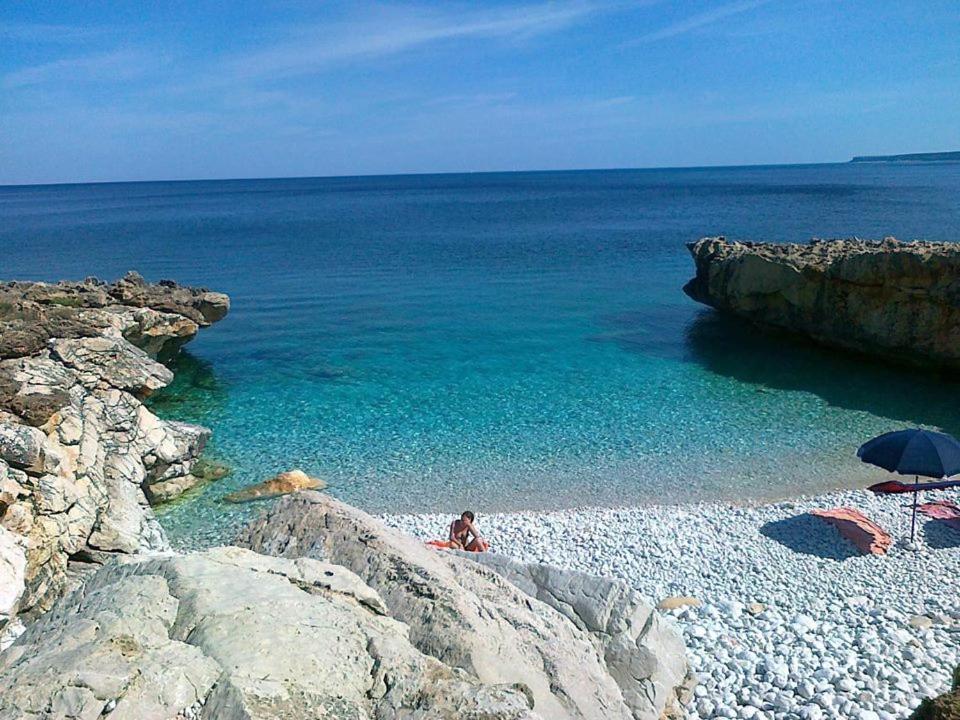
[630,0,770,43]
[2,50,148,89]
[0,22,111,43]
[227,1,598,79]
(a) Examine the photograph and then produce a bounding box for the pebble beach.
[385,488,960,720]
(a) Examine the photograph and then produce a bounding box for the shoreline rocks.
[0,546,538,719]
[683,236,960,369]
[0,496,692,719]
[0,272,228,633]
[240,491,693,720]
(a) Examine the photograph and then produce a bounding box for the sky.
[1,1,958,185]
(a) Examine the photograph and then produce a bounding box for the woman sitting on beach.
[449,510,489,552]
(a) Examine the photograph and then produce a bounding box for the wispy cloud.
[629,0,770,43]
[2,50,149,89]
[0,22,110,43]
[226,1,598,79]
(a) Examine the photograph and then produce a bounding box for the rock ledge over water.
[684,236,960,369]
[0,272,228,634]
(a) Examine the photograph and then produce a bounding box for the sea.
[2,163,959,547]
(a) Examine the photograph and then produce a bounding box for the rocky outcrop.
[683,236,960,369]
[0,546,537,720]
[0,273,228,635]
[239,491,693,720]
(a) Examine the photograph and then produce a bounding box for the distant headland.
[850,150,960,163]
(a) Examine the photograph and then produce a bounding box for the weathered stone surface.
[0,273,229,634]
[240,492,692,720]
[683,236,960,369]
[50,336,174,396]
[0,422,46,470]
[0,526,26,627]
[223,468,326,503]
[0,546,538,720]
[464,552,695,720]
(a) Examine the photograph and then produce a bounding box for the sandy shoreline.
[384,487,960,720]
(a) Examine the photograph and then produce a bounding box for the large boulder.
[0,546,537,720]
[239,492,692,720]
[683,236,960,369]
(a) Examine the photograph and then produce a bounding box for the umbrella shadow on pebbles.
[760,514,861,561]
[923,519,960,550]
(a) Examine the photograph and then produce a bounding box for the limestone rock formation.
[463,551,695,720]
[223,468,326,503]
[0,273,228,636]
[240,491,693,720]
[683,236,960,369]
[0,546,537,720]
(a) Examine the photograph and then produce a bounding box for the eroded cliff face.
[684,237,960,369]
[0,272,228,635]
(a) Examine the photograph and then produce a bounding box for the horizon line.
[0,158,863,190]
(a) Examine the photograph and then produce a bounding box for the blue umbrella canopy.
[857,429,960,479]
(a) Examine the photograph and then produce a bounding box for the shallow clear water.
[2,164,960,547]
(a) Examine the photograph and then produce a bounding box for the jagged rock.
[108,271,230,326]
[464,552,695,720]
[223,468,326,503]
[0,273,229,633]
[683,236,960,369]
[0,546,538,720]
[49,336,174,396]
[240,492,692,720]
[0,461,27,512]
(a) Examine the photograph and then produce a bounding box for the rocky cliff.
[683,236,960,369]
[0,272,228,635]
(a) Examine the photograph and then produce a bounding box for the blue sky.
[1,1,958,184]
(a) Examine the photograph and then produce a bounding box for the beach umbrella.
[857,428,960,543]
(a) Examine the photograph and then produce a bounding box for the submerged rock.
[0,273,229,634]
[683,236,960,369]
[239,491,693,720]
[223,468,326,503]
[0,546,536,720]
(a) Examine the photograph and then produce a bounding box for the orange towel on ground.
[425,540,457,550]
[809,508,893,555]
[916,500,960,528]
[425,539,490,552]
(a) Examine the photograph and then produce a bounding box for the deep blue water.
[2,164,960,547]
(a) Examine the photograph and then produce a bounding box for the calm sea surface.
[2,164,960,547]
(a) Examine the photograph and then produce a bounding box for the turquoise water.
[2,164,960,547]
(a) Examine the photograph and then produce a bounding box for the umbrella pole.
[910,475,919,544]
